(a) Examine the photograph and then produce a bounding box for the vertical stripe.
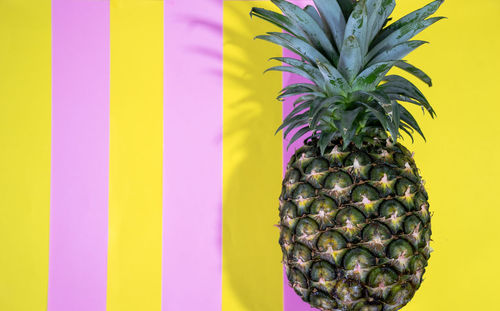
[108,1,163,310]
[282,1,314,310]
[222,2,283,311]
[163,0,222,310]
[48,1,109,310]
[0,1,52,310]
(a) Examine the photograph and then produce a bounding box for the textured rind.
[279,138,431,311]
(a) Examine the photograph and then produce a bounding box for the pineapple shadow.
[222,3,286,310]
[181,3,283,310]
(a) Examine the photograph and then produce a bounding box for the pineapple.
[250,0,444,310]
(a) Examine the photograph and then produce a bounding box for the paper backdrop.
[1,0,499,310]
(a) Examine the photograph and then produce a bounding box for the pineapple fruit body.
[280,138,431,311]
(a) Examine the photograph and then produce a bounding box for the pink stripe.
[48,1,109,310]
[163,1,222,310]
[283,1,315,310]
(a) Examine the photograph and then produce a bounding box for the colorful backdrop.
[1,0,499,310]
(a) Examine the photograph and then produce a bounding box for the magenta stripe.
[48,1,109,310]
[283,1,315,310]
[163,1,222,310]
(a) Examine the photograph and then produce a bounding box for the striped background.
[0,0,499,310]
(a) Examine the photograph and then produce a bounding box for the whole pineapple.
[251,0,444,310]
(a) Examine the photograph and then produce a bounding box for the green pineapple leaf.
[265,65,317,84]
[352,61,395,91]
[318,131,336,155]
[284,112,310,138]
[317,62,350,95]
[256,32,329,64]
[303,5,331,41]
[338,35,363,83]
[367,40,428,66]
[287,126,311,149]
[269,57,325,84]
[372,0,444,47]
[271,0,338,64]
[286,100,312,119]
[278,84,320,100]
[399,122,415,142]
[278,112,309,135]
[250,7,305,40]
[310,96,344,130]
[344,0,369,55]
[368,16,445,60]
[399,104,426,140]
[366,0,396,43]
[340,107,364,147]
[338,0,356,20]
[395,61,432,86]
[358,101,397,140]
[313,0,346,51]
[391,99,401,132]
[381,75,435,117]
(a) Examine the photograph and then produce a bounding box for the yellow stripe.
[0,1,51,310]
[393,1,500,310]
[108,1,163,310]
[223,2,283,310]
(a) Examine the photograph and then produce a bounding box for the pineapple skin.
[279,138,431,311]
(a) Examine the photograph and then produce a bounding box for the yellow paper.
[0,1,52,310]
[108,1,163,310]
[395,0,500,310]
[223,2,284,311]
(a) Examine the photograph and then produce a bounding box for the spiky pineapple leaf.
[395,61,432,86]
[367,40,427,66]
[352,61,395,91]
[338,35,363,83]
[286,100,312,118]
[318,131,336,155]
[360,90,392,111]
[256,32,329,65]
[310,96,344,130]
[366,0,396,43]
[271,0,337,64]
[284,112,311,138]
[338,0,356,20]
[313,0,346,51]
[383,84,433,114]
[399,104,426,140]
[373,0,444,47]
[344,0,369,55]
[278,111,309,135]
[269,57,324,84]
[368,16,444,60]
[278,86,315,99]
[280,82,318,93]
[279,82,318,97]
[381,75,435,116]
[358,101,397,140]
[303,5,330,40]
[317,62,350,95]
[265,66,317,84]
[250,7,305,39]
[287,126,311,149]
[399,122,415,142]
[388,93,422,106]
[391,99,401,131]
[278,83,320,100]
[340,107,364,147]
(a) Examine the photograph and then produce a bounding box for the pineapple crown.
[250,0,445,154]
